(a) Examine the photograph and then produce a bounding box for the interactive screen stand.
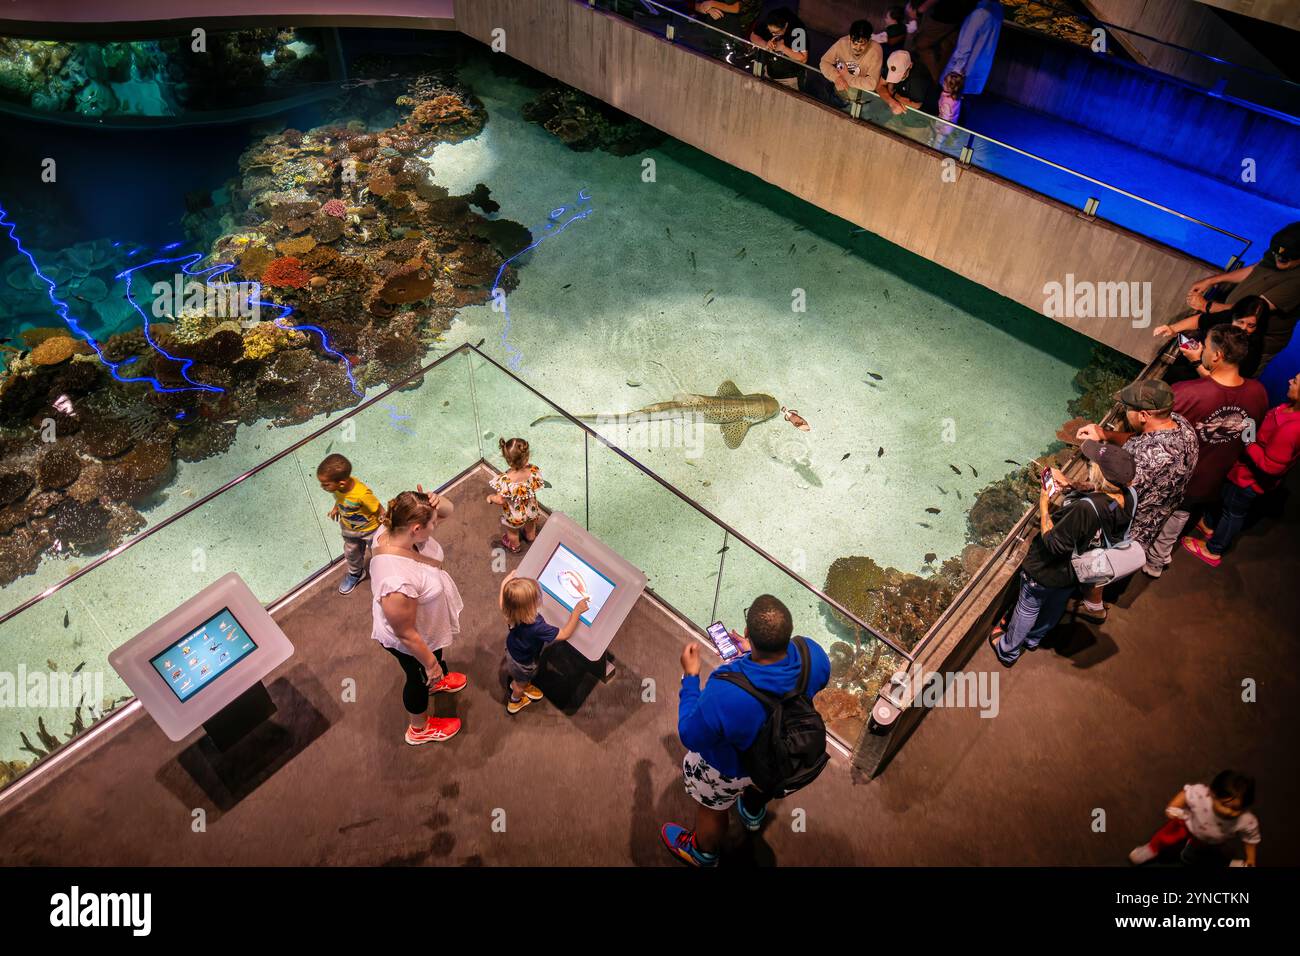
[109,572,294,748]
[514,512,647,663]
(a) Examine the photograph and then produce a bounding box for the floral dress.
[489,465,544,529]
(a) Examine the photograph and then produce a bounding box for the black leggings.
[385,646,446,715]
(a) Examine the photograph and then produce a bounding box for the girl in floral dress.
[487,437,544,552]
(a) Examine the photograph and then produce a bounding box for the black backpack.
[713,636,829,798]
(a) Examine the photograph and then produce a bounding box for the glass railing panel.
[713,531,909,744]
[289,349,483,541]
[0,451,333,789]
[466,351,589,528]
[586,437,726,628]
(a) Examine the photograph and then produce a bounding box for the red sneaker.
[404,716,461,745]
[431,671,467,694]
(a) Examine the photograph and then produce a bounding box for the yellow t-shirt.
[333,478,382,536]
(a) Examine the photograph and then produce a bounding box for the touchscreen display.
[538,544,616,627]
[149,607,257,703]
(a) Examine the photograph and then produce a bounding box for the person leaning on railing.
[1175,222,1300,377]
[748,7,808,90]
[819,19,884,109]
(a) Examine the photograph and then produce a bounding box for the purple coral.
[321,199,347,218]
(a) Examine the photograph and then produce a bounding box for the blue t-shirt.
[677,638,831,780]
[507,614,559,666]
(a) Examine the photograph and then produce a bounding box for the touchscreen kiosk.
[110,572,294,743]
[515,512,647,661]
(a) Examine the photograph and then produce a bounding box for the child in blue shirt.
[498,570,587,714]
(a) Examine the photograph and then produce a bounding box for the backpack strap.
[712,637,813,707]
[1072,490,1137,551]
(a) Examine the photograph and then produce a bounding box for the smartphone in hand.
[1042,468,1057,497]
[1177,333,1197,349]
[706,621,744,662]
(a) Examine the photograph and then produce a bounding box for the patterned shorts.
[682,751,753,810]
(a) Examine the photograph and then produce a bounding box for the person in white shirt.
[1130,771,1261,866]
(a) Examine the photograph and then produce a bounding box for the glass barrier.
[586,0,1253,267]
[0,342,921,794]
[0,450,334,790]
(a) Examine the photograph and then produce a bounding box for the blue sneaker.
[338,571,365,595]
[660,823,718,867]
[736,798,767,833]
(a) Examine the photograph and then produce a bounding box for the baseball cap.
[1269,221,1300,263]
[1081,440,1136,485]
[1114,378,1174,411]
[886,50,912,82]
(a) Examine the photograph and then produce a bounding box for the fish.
[877,447,884,458]
[789,243,796,255]
[474,338,485,348]
[1004,459,1021,466]
[665,227,672,239]
[948,464,962,475]
[866,371,883,381]
[937,485,948,495]
[626,380,641,388]
[924,552,937,563]
[703,293,715,307]
[531,380,780,449]
[47,659,58,671]
[864,380,880,389]
[793,226,805,232]
[883,289,891,300]
[561,283,572,290]
[63,610,69,628]
[840,452,850,461]
[689,250,697,272]
[73,661,85,673]
[783,408,810,431]
[969,464,979,477]
[956,490,963,500]
[735,247,746,259]
[793,461,823,488]
[917,522,932,529]
[925,507,941,514]
[542,480,554,489]
[716,545,730,555]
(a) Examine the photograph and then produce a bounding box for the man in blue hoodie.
[661,594,831,866]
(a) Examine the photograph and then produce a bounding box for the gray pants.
[1147,509,1192,576]
[342,534,371,576]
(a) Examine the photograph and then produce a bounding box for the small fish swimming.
[47,659,58,671]
[840,453,850,461]
[73,661,85,673]
[917,522,932,529]
[1004,459,1021,466]
[925,507,941,514]
[703,293,715,307]
[883,289,891,300]
[877,447,884,458]
[689,250,697,272]
[665,227,672,239]
[948,464,962,475]
[474,338,485,348]
[626,380,641,388]
[956,490,963,501]
[969,464,979,477]
[561,283,572,290]
[789,243,796,255]
[735,247,746,259]
[866,371,883,381]
[863,380,880,389]
[937,485,948,495]
[63,610,69,628]
[783,407,811,431]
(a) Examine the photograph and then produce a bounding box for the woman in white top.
[370,488,466,746]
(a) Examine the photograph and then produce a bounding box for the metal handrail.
[594,0,1252,262]
[1,342,914,660]
[465,347,915,660]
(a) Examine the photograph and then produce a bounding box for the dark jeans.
[994,570,1075,664]
[1207,481,1259,555]
[385,645,446,714]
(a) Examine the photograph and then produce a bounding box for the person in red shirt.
[1183,372,1300,566]
[1147,325,1268,576]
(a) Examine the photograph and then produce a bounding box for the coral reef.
[521,86,665,156]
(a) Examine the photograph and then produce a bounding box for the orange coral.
[262,256,311,288]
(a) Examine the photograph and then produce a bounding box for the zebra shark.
[530,380,780,449]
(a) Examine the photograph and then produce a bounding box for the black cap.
[1081,440,1136,485]
[1271,221,1300,263]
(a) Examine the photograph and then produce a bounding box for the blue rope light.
[494,187,594,372]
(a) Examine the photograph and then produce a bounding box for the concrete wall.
[457,0,1212,362]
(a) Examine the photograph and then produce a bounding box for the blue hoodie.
[678,638,832,780]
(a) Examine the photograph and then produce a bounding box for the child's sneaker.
[736,797,767,832]
[338,571,366,595]
[405,716,460,745]
[1129,843,1157,865]
[522,683,544,701]
[507,694,532,715]
[660,823,718,867]
[431,672,467,694]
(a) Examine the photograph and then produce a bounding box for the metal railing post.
[710,531,728,625]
